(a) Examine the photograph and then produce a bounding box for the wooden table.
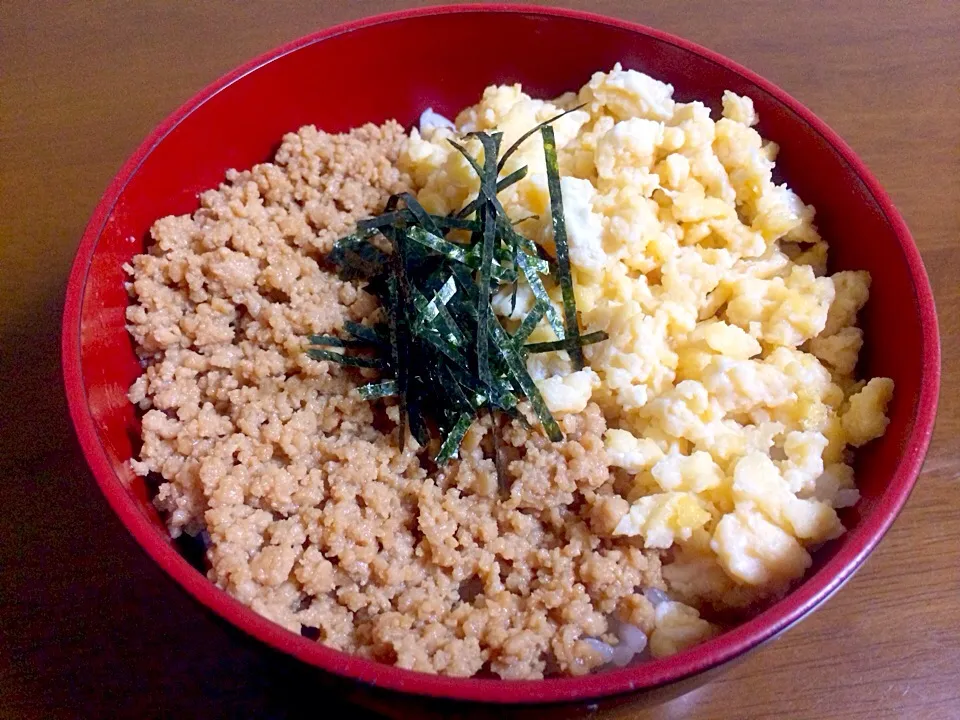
[2,1,957,718]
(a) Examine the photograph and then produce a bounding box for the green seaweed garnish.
[434,412,474,463]
[307,348,386,369]
[343,321,387,346]
[485,311,562,442]
[512,300,549,347]
[328,235,388,279]
[516,251,565,338]
[523,330,608,354]
[357,380,398,399]
[455,165,529,220]
[407,226,469,263]
[308,113,605,464]
[359,209,479,234]
[398,192,443,237]
[473,131,502,390]
[541,124,584,370]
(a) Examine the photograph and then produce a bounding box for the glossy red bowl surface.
[62,4,940,708]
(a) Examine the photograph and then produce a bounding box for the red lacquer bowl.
[62,4,940,713]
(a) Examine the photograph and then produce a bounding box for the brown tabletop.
[2,1,958,718]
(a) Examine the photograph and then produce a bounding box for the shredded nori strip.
[313,116,610,463]
[357,211,407,231]
[498,216,543,260]
[486,311,562,441]
[436,216,482,232]
[360,210,479,233]
[455,165,529,219]
[411,285,466,363]
[343,321,388,346]
[447,140,514,222]
[472,132,502,390]
[398,192,443,237]
[512,300,549,347]
[516,251,565,338]
[415,275,458,326]
[434,412,474,463]
[386,263,409,447]
[407,226,469,263]
[447,138,485,177]
[357,380,398,399]
[328,235,389,279]
[446,355,518,411]
[440,362,485,411]
[522,330,608,354]
[541,124,584,370]
[307,348,386,369]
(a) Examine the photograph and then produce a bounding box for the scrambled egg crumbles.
[125,65,893,678]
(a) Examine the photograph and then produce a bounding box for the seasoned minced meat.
[125,121,662,679]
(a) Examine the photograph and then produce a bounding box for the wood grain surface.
[1,1,957,718]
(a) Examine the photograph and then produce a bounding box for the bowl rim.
[61,2,941,705]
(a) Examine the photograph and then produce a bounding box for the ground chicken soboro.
[125,121,674,678]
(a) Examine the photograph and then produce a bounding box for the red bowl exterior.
[61,4,940,707]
